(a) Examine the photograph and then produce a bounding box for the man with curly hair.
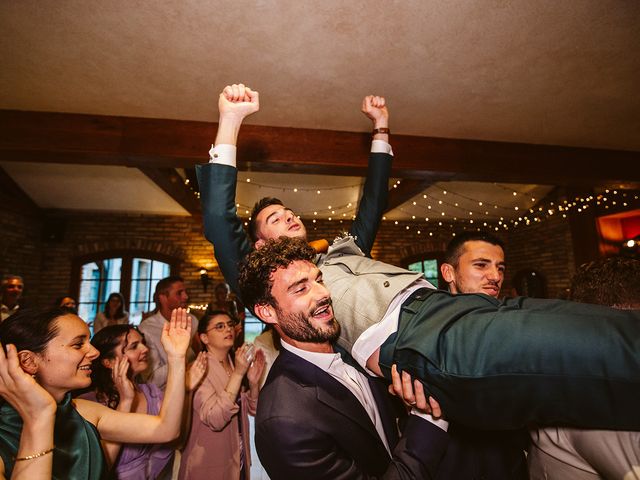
[238,237,449,479]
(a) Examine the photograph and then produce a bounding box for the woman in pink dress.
[179,310,265,480]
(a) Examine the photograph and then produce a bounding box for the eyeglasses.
[207,320,238,333]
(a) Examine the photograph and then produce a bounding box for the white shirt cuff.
[208,144,237,168]
[371,139,393,156]
[410,408,449,431]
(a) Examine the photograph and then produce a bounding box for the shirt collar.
[280,339,343,371]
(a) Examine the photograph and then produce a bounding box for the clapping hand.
[111,356,135,407]
[160,308,192,359]
[246,348,266,387]
[233,343,254,376]
[186,352,208,392]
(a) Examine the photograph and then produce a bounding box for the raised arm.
[350,95,393,256]
[196,84,260,294]
[363,95,389,143]
[77,308,190,444]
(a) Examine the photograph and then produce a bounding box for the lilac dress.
[81,384,174,480]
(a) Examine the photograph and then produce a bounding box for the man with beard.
[239,238,449,479]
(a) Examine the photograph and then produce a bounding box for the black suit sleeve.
[256,414,448,480]
[349,152,393,256]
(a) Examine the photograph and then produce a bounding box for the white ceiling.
[1,162,189,215]
[1,1,638,219]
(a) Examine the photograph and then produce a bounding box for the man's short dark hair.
[569,256,640,308]
[444,231,505,266]
[153,275,184,305]
[248,197,285,242]
[238,237,315,311]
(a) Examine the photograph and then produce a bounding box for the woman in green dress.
[0,306,191,480]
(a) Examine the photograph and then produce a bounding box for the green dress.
[0,393,107,479]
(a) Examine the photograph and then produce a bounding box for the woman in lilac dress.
[83,324,205,479]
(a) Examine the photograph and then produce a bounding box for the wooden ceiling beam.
[138,167,201,216]
[1,110,639,186]
[385,178,443,213]
[0,165,42,217]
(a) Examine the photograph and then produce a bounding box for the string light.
[181,173,637,234]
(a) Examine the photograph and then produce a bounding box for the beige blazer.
[319,236,422,351]
[178,353,257,480]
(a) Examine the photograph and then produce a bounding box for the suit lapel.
[279,348,386,446]
[335,345,400,448]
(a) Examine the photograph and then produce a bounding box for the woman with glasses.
[179,310,265,480]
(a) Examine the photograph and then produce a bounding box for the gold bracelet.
[14,446,54,462]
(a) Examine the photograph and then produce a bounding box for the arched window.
[73,251,176,326]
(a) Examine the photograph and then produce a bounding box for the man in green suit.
[198,84,640,432]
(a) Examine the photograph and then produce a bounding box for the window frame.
[71,249,178,315]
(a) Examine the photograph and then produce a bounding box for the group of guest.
[1,82,638,480]
[51,291,129,334]
[0,307,192,479]
[0,308,264,480]
[0,273,264,480]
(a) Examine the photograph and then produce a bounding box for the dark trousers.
[378,290,640,430]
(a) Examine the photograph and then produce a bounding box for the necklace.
[219,359,232,377]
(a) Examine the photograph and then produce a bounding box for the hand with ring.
[389,365,442,418]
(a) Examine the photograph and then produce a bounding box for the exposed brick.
[0,210,576,311]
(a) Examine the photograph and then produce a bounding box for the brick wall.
[505,214,575,298]
[0,210,576,310]
[0,210,42,304]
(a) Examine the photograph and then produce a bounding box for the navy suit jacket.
[255,347,450,479]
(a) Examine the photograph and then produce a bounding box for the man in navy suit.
[239,238,449,479]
